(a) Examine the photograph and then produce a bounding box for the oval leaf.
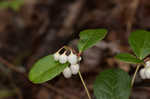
[94,69,131,99]
[129,30,150,59]
[115,53,143,64]
[29,55,68,84]
[78,29,107,52]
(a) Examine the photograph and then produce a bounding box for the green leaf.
[94,68,131,99]
[115,53,143,64]
[29,55,68,84]
[78,29,107,52]
[129,30,150,59]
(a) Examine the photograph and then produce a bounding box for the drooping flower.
[63,67,72,78]
[59,52,68,64]
[78,56,82,62]
[68,51,78,65]
[53,52,60,61]
[70,64,80,75]
[146,61,150,68]
[145,68,150,79]
[139,68,146,79]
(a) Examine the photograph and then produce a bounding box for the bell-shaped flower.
[68,51,78,65]
[53,52,60,61]
[70,64,79,75]
[146,61,150,68]
[63,67,72,78]
[59,52,68,64]
[145,68,150,79]
[139,68,146,79]
[78,56,82,62]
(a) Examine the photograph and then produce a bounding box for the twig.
[78,71,92,99]
[0,57,25,74]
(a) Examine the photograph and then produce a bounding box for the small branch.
[78,71,92,99]
[131,64,141,87]
[0,57,25,74]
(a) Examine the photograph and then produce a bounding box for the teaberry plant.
[28,29,150,99]
[115,30,150,85]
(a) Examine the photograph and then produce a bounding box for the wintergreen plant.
[28,29,150,99]
[114,30,150,99]
[29,29,107,99]
[93,30,150,99]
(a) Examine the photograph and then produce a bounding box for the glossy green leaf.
[115,53,143,64]
[78,29,107,52]
[94,68,131,99]
[129,30,150,59]
[29,55,68,84]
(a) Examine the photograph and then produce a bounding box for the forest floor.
[0,0,150,99]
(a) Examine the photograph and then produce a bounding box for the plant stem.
[131,64,140,87]
[78,71,92,99]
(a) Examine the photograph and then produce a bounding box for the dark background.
[0,0,150,99]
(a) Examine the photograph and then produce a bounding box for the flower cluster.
[140,61,150,79]
[53,47,81,78]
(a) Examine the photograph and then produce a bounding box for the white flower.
[78,56,82,62]
[146,61,150,68]
[63,67,72,78]
[140,68,146,79]
[59,53,68,64]
[53,52,60,61]
[70,64,79,75]
[68,52,78,65]
[145,68,150,79]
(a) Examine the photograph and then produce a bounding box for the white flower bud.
[68,52,78,65]
[63,67,72,78]
[145,68,150,79]
[139,68,146,79]
[59,53,68,64]
[70,64,79,75]
[146,61,150,68]
[53,52,60,61]
[78,56,82,62]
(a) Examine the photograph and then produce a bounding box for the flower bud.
[146,61,150,68]
[59,53,68,64]
[63,67,72,78]
[145,68,150,79]
[70,64,79,75]
[78,56,82,62]
[53,52,60,61]
[68,52,78,65]
[139,68,146,79]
